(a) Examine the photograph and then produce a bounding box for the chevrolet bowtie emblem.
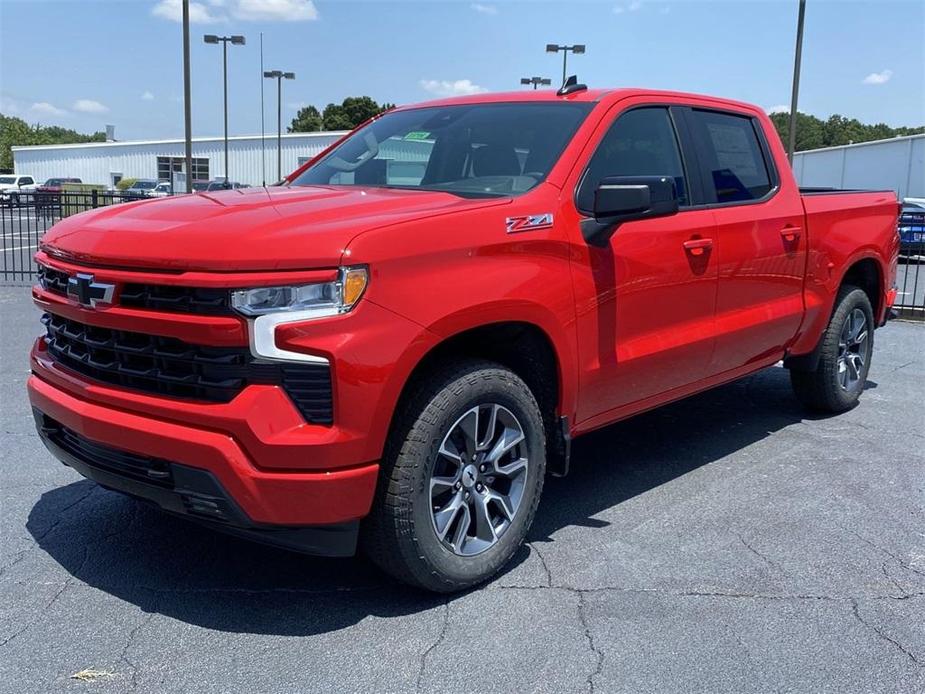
[67,273,115,309]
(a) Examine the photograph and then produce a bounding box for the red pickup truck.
[29,85,899,592]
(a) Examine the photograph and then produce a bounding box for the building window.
[156,156,209,183]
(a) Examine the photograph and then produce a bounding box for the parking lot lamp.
[204,34,246,183]
[263,70,296,182]
[520,76,552,90]
[545,44,585,87]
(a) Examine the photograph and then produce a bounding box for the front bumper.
[28,370,379,554]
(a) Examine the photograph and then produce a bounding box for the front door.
[571,105,719,423]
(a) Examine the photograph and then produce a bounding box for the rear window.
[690,110,773,203]
[0,177,15,184]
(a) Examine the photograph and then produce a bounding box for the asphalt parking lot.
[1,284,923,694]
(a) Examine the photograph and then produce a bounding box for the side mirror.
[584,175,680,246]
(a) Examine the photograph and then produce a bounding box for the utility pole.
[545,44,586,87]
[787,0,806,164]
[182,0,192,193]
[204,34,245,182]
[263,70,295,182]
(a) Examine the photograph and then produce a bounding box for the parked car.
[29,86,900,592]
[0,174,37,206]
[194,179,248,192]
[33,177,82,210]
[898,199,925,258]
[122,179,160,199]
[152,182,173,197]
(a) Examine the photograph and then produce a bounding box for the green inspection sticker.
[404,131,431,141]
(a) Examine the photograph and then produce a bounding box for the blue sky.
[1,0,922,140]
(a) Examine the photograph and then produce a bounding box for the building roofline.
[11,130,349,153]
[794,132,924,155]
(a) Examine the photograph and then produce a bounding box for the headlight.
[231,266,368,317]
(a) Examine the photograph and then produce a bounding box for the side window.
[690,110,773,203]
[21,177,34,185]
[576,107,688,213]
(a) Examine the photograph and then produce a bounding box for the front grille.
[37,264,235,315]
[120,283,234,315]
[42,313,333,423]
[40,415,174,487]
[37,264,69,296]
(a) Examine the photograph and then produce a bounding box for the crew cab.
[28,85,899,592]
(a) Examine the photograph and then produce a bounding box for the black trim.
[34,410,358,557]
[799,187,895,195]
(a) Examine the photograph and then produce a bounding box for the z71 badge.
[505,213,554,234]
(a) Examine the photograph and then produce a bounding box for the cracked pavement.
[1,285,923,693]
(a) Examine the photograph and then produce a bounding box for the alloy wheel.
[429,404,530,556]
[837,307,870,390]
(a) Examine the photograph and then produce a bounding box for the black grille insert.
[40,416,175,487]
[37,264,69,296]
[41,313,333,423]
[120,283,234,315]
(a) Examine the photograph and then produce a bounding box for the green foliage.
[769,111,924,152]
[0,114,106,170]
[288,96,395,133]
[115,177,137,191]
[288,105,323,133]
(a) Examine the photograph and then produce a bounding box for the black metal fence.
[2,190,924,319]
[0,190,151,283]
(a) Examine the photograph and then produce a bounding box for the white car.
[152,182,173,197]
[0,174,37,204]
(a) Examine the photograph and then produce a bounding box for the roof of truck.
[393,87,765,116]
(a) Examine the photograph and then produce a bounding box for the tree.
[288,105,323,133]
[768,110,924,153]
[0,114,105,171]
[288,96,394,133]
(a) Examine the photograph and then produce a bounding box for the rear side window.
[690,110,773,203]
[576,107,688,213]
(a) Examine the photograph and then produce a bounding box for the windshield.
[192,181,209,191]
[131,181,157,190]
[0,177,16,184]
[290,102,593,197]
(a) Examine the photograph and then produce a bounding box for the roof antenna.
[557,75,587,96]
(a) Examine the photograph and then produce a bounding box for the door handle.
[780,226,802,242]
[683,238,713,256]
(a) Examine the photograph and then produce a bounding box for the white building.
[12,131,347,189]
[792,133,924,199]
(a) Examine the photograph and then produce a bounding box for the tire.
[362,360,546,592]
[790,285,874,413]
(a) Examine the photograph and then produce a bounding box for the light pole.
[545,44,586,87]
[520,76,552,90]
[182,0,192,192]
[204,34,245,183]
[263,70,295,182]
[787,0,807,164]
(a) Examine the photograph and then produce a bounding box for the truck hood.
[41,185,508,271]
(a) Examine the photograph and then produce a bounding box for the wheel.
[790,285,874,413]
[362,360,546,592]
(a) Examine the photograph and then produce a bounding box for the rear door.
[685,108,806,373]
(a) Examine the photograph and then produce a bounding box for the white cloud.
[30,102,67,117]
[862,69,893,85]
[73,99,109,114]
[232,0,318,21]
[141,91,155,101]
[471,3,498,15]
[766,104,790,114]
[614,1,642,13]
[420,79,487,97]
[0,95,22,115]
[152,0,222,23]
